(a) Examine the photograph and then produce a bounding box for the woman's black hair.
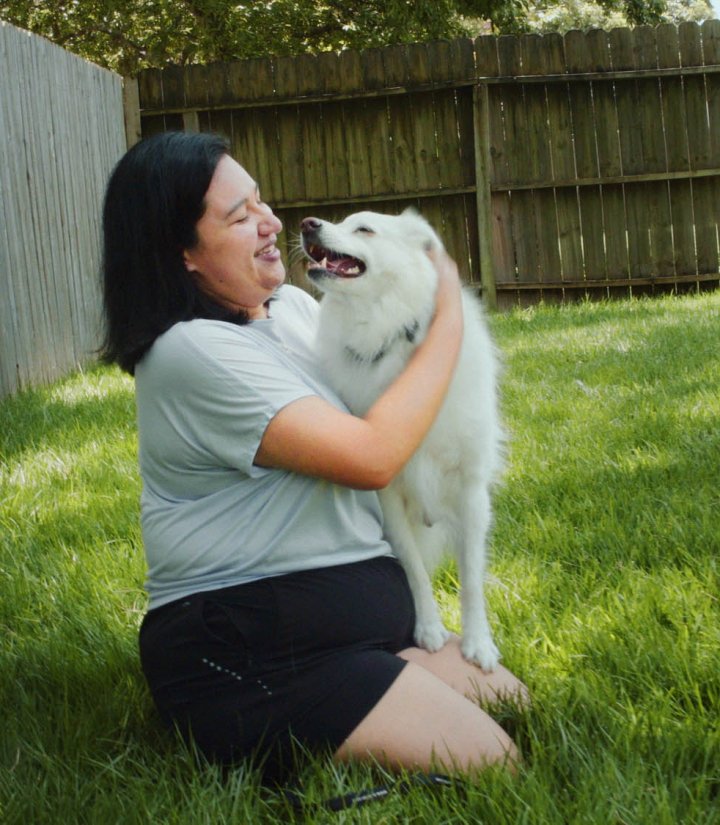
[100,130,249,374]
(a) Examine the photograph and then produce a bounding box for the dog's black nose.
[301,217,322,234]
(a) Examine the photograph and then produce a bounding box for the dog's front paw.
[414,620,451,653]
[461,635,501,672]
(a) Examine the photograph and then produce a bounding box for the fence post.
[473,82,497,309]
[122,76,142,148]
[182,111,200,132]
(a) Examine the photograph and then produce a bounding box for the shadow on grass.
[0,364,135,465]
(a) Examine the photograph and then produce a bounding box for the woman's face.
[183,155,285,319]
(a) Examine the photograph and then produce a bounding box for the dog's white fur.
[302,209,503,670]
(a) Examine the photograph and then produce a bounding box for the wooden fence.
[2,22,718,398]
[0,22,126,398]
[129,21,720,309]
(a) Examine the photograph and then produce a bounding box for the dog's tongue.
[325,256,364,277]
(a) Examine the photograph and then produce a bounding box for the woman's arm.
[253,249,464,490]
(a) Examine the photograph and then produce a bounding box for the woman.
[101,130,527,781]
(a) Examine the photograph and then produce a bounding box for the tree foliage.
[516,0,712,34]
[0,0,713,75]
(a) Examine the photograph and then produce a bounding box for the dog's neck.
[344,319,421,364]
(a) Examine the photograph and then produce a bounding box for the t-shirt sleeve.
[153,322,317,478]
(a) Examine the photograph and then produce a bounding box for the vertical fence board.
[590,37,631,285]
[382,42,407,87]
[430,88,458,190]
[442,88,476,286]
[336,49,366,209]
[389,87,421,193]
[497,35,543,303]
[682,24,719,275]
[564,30,609,291]
[541,33,584,288]
[476,36,515,304]
[634,27,676,282]
[405,41,433,86]
[610,28,653,285]
[705,21,720,164]
[701,21,720,277]
[428,41,464,192]
[343,101,375,197]
[182,64,208,112]
[274,104,305,204]
[657,25,696,280]
[322,100,351,202]
[524,36,561,287]
[203,63,231,107]
[361,50,394,195]
[589,47,629,289]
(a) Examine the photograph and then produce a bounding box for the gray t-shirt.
[135,285,392,609]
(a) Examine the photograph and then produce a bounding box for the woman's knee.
[399,636,530,709]
[333,662,519,775]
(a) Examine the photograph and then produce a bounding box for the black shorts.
[139,556,415,779]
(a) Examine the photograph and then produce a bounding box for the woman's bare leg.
[333,661,519,775]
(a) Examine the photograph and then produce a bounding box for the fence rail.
[131,21,720,308]
[0,22,126,398]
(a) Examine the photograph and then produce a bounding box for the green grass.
[1,292,719,823]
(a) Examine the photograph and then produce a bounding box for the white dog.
[300,209,503,671]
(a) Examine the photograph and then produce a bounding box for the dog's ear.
[399,208,443,253]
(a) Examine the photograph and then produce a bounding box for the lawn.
[1,291,718,823]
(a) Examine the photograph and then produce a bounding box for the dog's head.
[300,209,442,299]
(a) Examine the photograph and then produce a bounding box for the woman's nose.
[260,209,283,235]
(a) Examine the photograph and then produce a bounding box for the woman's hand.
[254,250,465,489]
[427,245,463,320]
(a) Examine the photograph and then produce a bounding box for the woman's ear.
[183,249,198,273]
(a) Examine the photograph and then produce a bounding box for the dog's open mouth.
[304,243,366,279]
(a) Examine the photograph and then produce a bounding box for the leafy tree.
[0,0,713,75]
[0,0,490,72]
[514,0,712,33]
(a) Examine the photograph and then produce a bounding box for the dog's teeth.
[320,257,328,268]
[346,266,359,275]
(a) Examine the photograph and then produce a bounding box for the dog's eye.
[354,226,374,235]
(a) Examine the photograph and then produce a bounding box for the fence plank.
[274,104,306,204]
[610,28,653,284]
[473,81,495,300]
[406,43,443,194]
[384,46,417,193]
[496,35,542,303]
[428,41,464,192]
[634,27,676,282]
[476,35,516,303]
[564,30,609,290]
[681,23,719,276]
[360,49,393,195]
[437,84,467,179]
[406,41,433,86]
[701,21,720,277]
[539,32,582,288]
[656,25,696,280]
[705,21,720,164]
